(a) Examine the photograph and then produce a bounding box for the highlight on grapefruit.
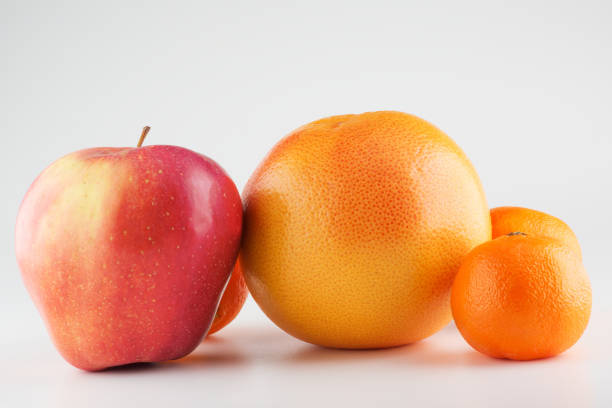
[241,111,491,348]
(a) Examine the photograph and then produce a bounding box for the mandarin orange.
[451,233,591,360]
[207,258,248,336]
[490,206,581,257]
[241,111,491,348]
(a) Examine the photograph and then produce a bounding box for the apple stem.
[137,126,151,148]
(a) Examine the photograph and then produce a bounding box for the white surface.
[2,300,612,407]
[1,1,611,407]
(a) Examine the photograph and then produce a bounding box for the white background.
[1,1,611,406]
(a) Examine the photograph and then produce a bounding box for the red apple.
[15,127,242,371]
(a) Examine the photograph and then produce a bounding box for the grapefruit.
[242,111,491,348]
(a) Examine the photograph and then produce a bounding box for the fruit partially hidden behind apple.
[15,127,243,371]
[206,257,248,337]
